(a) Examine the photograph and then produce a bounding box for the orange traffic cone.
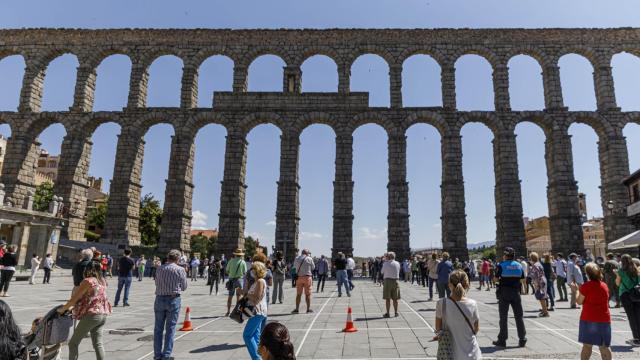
[342,306,357,333]
[179,306,193,331]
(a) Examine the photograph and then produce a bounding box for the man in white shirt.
[427,253,440,301]
[382,252,401,318]
[566,253,584,309]
[29,254,41,284]
[553,253,568,301]
[519,257,529,294]
[292,249,315,314]
[346,255,356,291]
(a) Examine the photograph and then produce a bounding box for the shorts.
[228,278,244,296]
[579,320,611,347]
[383,278,401,300]
[296,275,312,296]
[482,275,490,282]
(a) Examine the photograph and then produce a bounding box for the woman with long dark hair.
[616,254,640,346]
[0,245,19,297]
[259,322,295,360]
[0,299,28,359]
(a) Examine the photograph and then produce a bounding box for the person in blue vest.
[493,247,527,348]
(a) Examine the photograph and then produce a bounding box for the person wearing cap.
[226,248,247,316]
[493,247,527,348]
[292,249,315,313]
[567,253,585,309]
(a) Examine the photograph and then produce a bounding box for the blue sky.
[1,1,639,256]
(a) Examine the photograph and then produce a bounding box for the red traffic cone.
[179,307,193,331]
[342,306,357,333]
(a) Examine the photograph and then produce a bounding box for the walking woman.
[542,253,556,311]
[616,254,640,346]
[243,261,269,360]
[529,252,549,317]
[0,300,28,359]
[137,255,146,281]
[571,263,612,359]
[434,270,481,359]
[0,245,18,297]
[59,261,112,360]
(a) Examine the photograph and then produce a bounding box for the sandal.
[291,309,299,314]
[383,313,390,318]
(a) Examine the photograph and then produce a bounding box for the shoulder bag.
[436,298,454,359]
[451,298,477,335]
[293,256,306,282]
[225,260,243,292]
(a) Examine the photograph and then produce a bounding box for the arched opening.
[190,124,227,254]
[351,54,390,107]
[406,123,442,250]
[300,55,338,92]
[559,54,597,111]
[353,123,388,256]
[508,55,545,110]
[461,122,496,246]
[85,122,121,239]
[0,123,11,174]
[198,55,234,107]
[139,123,175,246]
[402,55,441,107]
[455,55,494,111]
[624,122,640,172]
[245,124,281,252]
[41,54,79,111]
[247,55,286,92]
[146,55,183,107]
[612,52,640,111]
[0,55,25,111]
[93,54,132,111]
[298,124,335,256]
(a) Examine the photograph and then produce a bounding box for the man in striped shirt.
[154,249,188,360]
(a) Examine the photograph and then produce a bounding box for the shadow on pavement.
[190,343,244,353]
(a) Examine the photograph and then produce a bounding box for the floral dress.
[73,277,112,320]
[530,262,548,297]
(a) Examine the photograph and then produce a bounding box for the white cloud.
[300,231,323,240]
[191,210,208,229]
[265,220,276,226]
[358,227,387,240]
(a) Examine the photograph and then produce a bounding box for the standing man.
[402,259,411,282]
[114,249,135,307]
[382,252,401,318]
[42,253,53,284]
[106,253,113,277]
[154,249,188,360]
[72,248,93,292]
[292,249,315,313]
[316,255,329,293]
[346,254,356,291]
[493,247,527,348]
[603,253,620,308]
[226,248,247,316]
[271,251,286,304]
[411,257,420,285]
[554,253,568,302]
[419,257,428,287]
[427,253,439,301]
[334,252,350,297]
[29,254,41,284]
[567,253,584,309]
[436,252,453,298]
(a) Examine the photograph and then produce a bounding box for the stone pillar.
[71,65,97,112]
[542,64,565,110]
[545,125,584,256]
[593,64,619,111]
[126,62,149,109]
[338,63,350,94]
[102,129,144,247]
[1,133,41,208]
[180,65,199,108]
[283,66,302,94]
[387,134,410,260]
[275,133,300,263]
[441,64,457,110]
[12,222,31,267]
[18,61,45,112]
[159,134,195,253]
[217,132,248,258]
[441,128,468,261]
[493,129,526,257]
[598,131,635,245]
[389,64,403,108]
[492,63,511,111]
[332,134,354,258]
[233,65,248,93]
[54,134,92,241]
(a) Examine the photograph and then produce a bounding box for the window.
[632,184,640,203]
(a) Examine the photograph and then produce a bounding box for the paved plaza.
[5,273,640,359]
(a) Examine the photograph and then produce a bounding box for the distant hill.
[469,240,495,249]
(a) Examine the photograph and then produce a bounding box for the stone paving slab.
[4,274,640,359]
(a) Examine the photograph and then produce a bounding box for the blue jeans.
[115,276,132,305]
[347,269,354,289]
[546,280,556,308]
[336,270,350,296]
[428,277,436,299]
[437,281,450,298]
[154,295,181,360]
[243,315,267,360]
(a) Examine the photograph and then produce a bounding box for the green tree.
[190,233,217,256]
[481,247,497,261]
[33,181,54,211]
[244,235,257,258]
[139,193,163,246]
[86,200,108,230]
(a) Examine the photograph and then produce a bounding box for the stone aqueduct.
[0,28,639,262]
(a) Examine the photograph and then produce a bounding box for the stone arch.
[504,47,551,68]
[297,47,342,68]
[133,111,180,136]
[402,111,448,136]
[347,47,396,68]
[0,47,26,62]
[351,112,396,136]
[189,47,238,70]
[20,113,71,137]
[79,113,126,136]
[84,47,135,70]
[239,112,285,135]
[457,112,503,136]
[241,47,292,68]
[398,47,446,67]
[0,53,26,111]
[557,46,602,68]
[294,112,338,136]
[299,54,339,93]
[452,47,500,69]
[514,113,553,139]
[184,112,228,138]
[567,112,614,140]
[140,48,188,69]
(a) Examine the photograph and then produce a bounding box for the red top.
[579,280,610,323]
[481,261,490,274]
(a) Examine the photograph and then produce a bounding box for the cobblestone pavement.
[5,274,640,359]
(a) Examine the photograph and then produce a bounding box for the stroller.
[23,305,74,360]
